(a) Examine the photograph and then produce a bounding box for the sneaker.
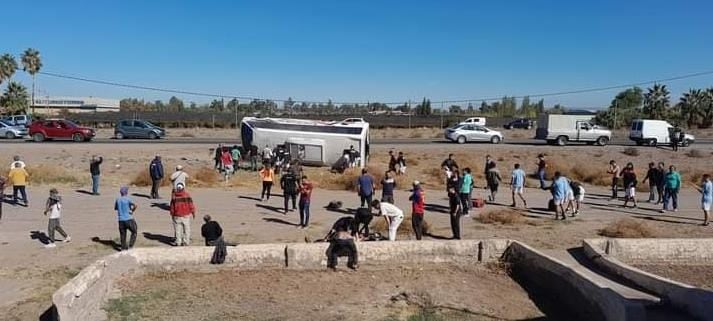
[673,209,678,212]
[523,200,528,208]
[659,209,666,213]
[63,236,72,243]
[45,243,57,248]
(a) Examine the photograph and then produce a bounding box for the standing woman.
[621,163,638,208]
[259,165,275,202]
[447,186,462,239]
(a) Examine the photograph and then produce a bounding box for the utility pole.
[234,98,239,134]
[408,99,412,129]
[440,102,444,128]
[613,100,618,130]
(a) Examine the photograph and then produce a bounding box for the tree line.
[0,49,42,115]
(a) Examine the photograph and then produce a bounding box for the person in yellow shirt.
[259,165,275,202]
[8,162,29,206]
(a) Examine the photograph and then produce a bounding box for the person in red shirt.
[298,176,314,228]
[409,180,426,240]
[170,183,196,246]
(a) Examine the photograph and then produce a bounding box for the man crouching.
[325,216,359,271]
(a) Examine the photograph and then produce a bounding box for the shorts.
[576,186,585,201]
[512,186,524,194]
[566,190,574,201]
[703,202,712,212]
[626,187,635,198]
[553,199,565,206]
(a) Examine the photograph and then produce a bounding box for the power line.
[37,69,713,106]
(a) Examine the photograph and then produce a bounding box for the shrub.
[686,149,705,158]
[188,166,219,187]
[179,132,195,138]
[622,147,640,157]
[475,209,526,225]
[130,169,169,187]
[598,219,656,238]
[26,164,81,185]
[371,215,430,238]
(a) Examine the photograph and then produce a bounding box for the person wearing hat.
[409,180,426,240]
[115,186,138,250]
[44,188,71,248]
[170,165,189,192]
[149,155,164,199]
[170,183,196,246]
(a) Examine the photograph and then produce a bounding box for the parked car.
[0,120,28,139]
[115,119,166,139]
[28,119,96,142]
[458,117,487,126]
[629,119,695,147]
[445,124,503,144]
[1,114,30,127]
[504,118,535,129]
[535,114,611,146]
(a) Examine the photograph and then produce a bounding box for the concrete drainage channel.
[52,239,712,321]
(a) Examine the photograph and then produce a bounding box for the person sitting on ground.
[331,154,349,174]
[325,216,358,271]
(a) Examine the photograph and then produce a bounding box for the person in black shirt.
[214,144,223,170]
[324,216,358,271]
[90,155,103,195]
[381,171,396,204]
[388,150,397,172]
[280,171,299,214]
[441,154,458,172]
[643,162,661,203]
[396,151,407,175]
[353,207,373,238]
[448,186,462,239]
[201,215,223,246]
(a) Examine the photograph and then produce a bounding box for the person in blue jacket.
[149,155,165,199]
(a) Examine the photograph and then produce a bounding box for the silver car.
[0,120,28,139]
[445,124,504,144]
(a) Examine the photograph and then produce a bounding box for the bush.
[188,166,219,187]
[622,147,640,157]
[686,149,705,158]
[130,169,169,187]
[598,219,656,238]
[475,209,527,225]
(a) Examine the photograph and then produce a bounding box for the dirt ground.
[631,264,713,290]
[1,141,713,321]
[107,264,546,321]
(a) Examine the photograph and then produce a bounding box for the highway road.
[2,137,713,146]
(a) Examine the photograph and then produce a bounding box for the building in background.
[31,96,120,115]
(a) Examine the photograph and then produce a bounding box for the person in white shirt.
[44,188,71,248]
[10,155,25,170]
[170,165,189,191]
[371,199,403,241]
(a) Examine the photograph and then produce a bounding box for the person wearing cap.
[44,188,71,248]
[89,155,103,195]
[409,181,426,240]
[170,183,196,246]
[149,155,164,199]
[170,165,189,192]
[115,186,138,250]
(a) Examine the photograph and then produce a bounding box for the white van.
[629,119,695,146]
[458,117,486,126]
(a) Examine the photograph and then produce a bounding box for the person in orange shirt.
[8,162,29,206]
[259,165,275,202]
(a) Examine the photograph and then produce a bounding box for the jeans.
[48,218,68,243]
[450,201,462,239]
[91,175,100,194]
[326,238,358,269]
[151,178,161,199]
[656,184,664,204]
[261,181,273,200]
[388,215,403,241]
[250,156,258,171]
[284,192,297,212]
[13,186,27,204]
[412,213,424,240]
[459,193,470,215]
[648,183,657,202]
[611,177,619,199]
[538,169,546,189]
[172,215,191,245]
[118,219,138,250]
[299,200,311,227]
[663,187,679,211]
[360,194,373,208]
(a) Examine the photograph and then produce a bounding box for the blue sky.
[2,0,713,108]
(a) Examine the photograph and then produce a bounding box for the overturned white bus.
[240,117,370,168]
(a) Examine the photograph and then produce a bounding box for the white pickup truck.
[535,114,611,146]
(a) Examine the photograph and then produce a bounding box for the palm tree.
[0,54,18,85]
[702,88,713,128]
[21,48,42,114]
[678,89,704,128]
[0,81,29,115]
[643,83,670,120]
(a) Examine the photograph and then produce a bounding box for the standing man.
[486,162,502,203]
[388,150,397,172]
[536,154,547,189]
[510,164,527,208]
[447,186,463,239]
[396,151,407,176]
[8,162,29,206]
[371,199,404,241]
[380,171,396,204]
[620,163,638,208]
[459,168,474,216]
[643,162,661,203]
[298,176,314,228]
[231,145,241,171]
[115,186,138,251]
[607,160,621,200]
[44,188,71,248]
[262,144,273,167]
[696,174,712,226]
[89,155,103,195]
[214,143,223,170]
[280,169,299,213]
[0,174,5,220]
[551,172,569,220]
[670,126,680,152]
[170,183,196,246]
[441,154,459,172]
[170,165,189,192]
[409,181,426,240]
[484,155,494,177]
[149,155,164,199]
[655,162,666,204]
[356,168,375,208]
[661,165,682,213]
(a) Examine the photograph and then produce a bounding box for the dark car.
[28,119,96,142]
[504,118,535,129]
[115,119,166,139]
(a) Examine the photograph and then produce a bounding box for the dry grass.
[598,218,657,238]
[545,159,610,186]
[187,166,220,187]
[475,209,527,225]
[26,164,81,185]
[686,149,706,158]
[179,132,195,138]
[622,147,640,157]
[130,169,169,187]
[371,215,430,238]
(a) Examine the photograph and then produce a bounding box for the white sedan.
[445,124,503,144]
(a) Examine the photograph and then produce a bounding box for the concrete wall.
[53,240,509,321]
[505,241,648,321]
[583,239,713,321]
